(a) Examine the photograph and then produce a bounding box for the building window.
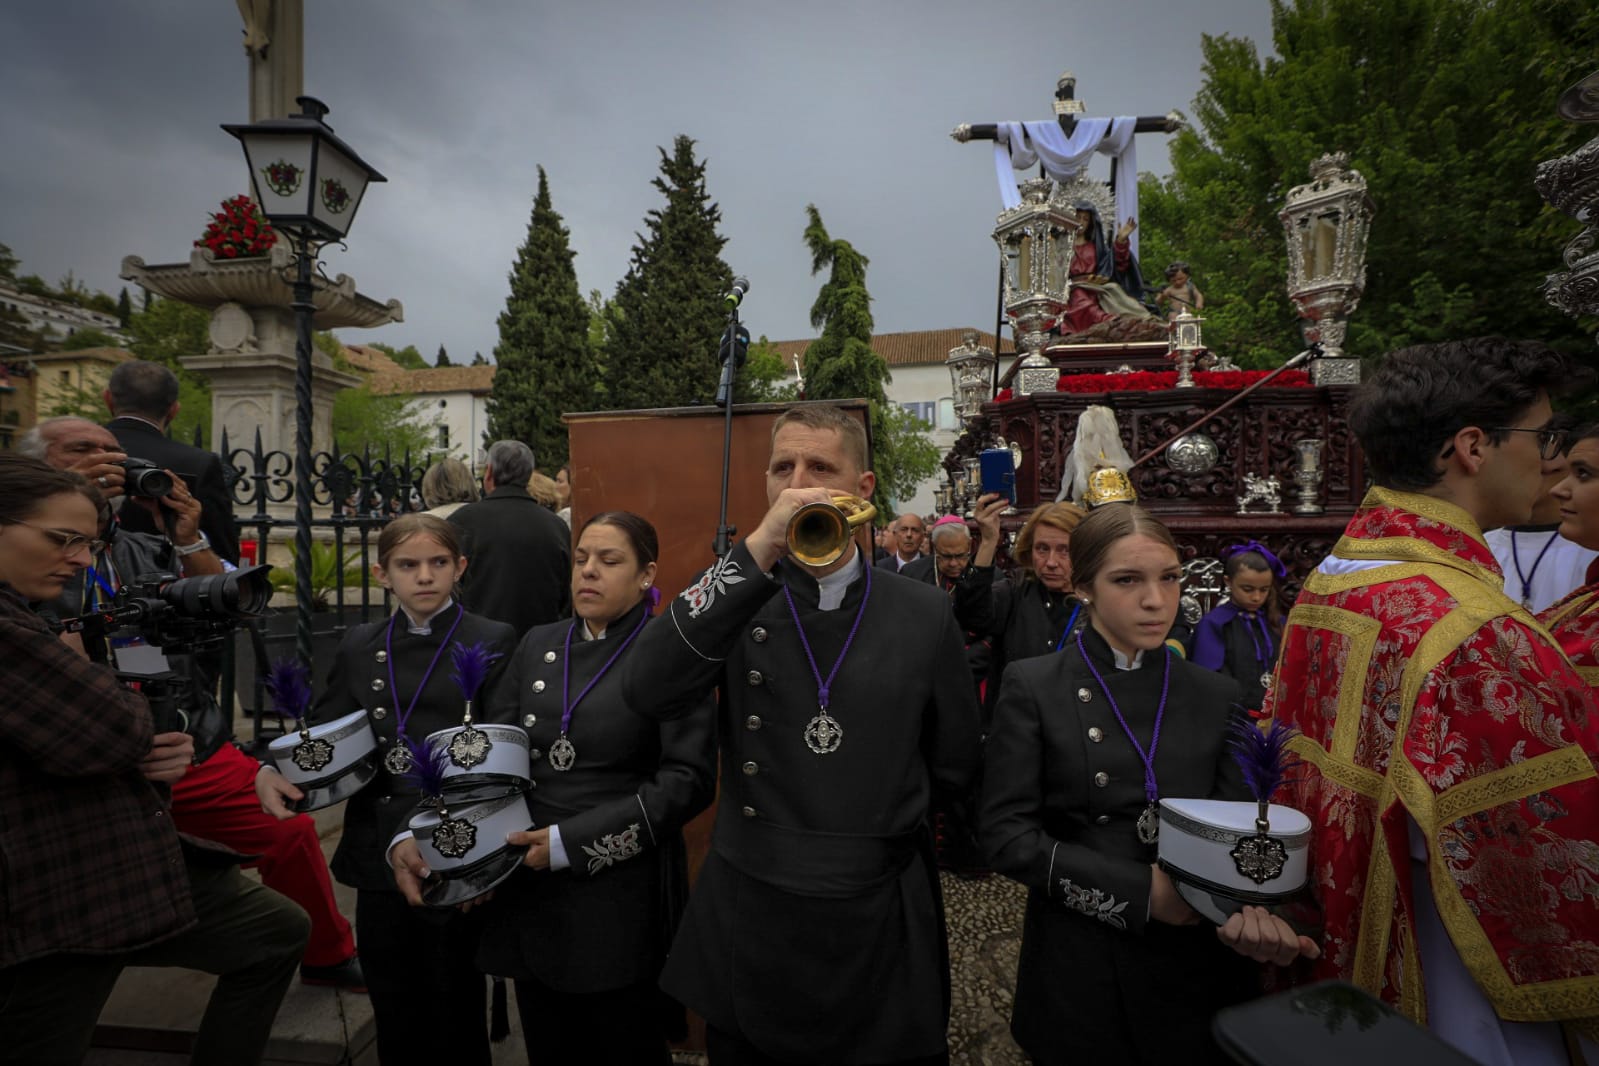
[899,400,936,426]
[59,370,71,386]
[437,424,450,449]
[937,398,958,431]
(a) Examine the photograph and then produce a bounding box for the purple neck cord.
[782,556,872,710]
[1510,530,1558,604]
[1240,610,1273,668]
[1076,630,1171,805]
[559,607,650,736]
[384,603,465,740]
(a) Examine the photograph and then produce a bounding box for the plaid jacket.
[0,585,195,967]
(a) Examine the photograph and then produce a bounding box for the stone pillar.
[181,301,359,518]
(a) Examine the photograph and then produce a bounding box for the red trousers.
[170,743,356,967]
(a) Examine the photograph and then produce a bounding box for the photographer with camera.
[21,417,363,991]
[0,453,308,1066]
[105,360,240,565]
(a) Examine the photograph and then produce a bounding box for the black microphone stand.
[712,302,749,559]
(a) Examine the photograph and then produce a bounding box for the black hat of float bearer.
[1157,719,1313,925]
[264,657,378,811]
[401,732,532,908]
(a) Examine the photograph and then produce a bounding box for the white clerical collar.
[401,598,455,635]
[582,619,607,641]
[816,547,863,611]
[1112,647,1145,671]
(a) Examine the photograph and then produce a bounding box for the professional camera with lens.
[56,565,274,743]
[117,456,175,499]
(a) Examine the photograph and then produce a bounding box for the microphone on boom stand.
[712,275,752,558]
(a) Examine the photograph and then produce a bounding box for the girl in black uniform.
[478,511,715,1065]
[300,513,516,1065]
[981,505,1316,1065]
[1191,543,1286,715]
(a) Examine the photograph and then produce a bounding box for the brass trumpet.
[787,495,878,568]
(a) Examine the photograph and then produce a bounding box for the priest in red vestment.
[1267,338,1599,1064]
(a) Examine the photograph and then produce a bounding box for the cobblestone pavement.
[941,871,1029,1066]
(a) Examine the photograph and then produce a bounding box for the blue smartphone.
[979,447,1017,504]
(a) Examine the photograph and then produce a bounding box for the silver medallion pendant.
[1260,672,1274,691]
[448,725,493,769]
[291,736,335,773]
[431,816,478,859]
[548,734,577,772]
[383,744,413,775]
[1136,803,1160,845]
[804,711,844,754]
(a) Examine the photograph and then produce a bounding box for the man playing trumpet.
[625,404,980,1065]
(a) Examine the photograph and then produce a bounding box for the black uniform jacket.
[310,604,517,892]
[446,486,571,637]
[476,600,716,994]
[957,569,1083,725]
[980,625,1257,1064]
[621,543,981,1064]
[108,416,240,564]
[902,556,992,688]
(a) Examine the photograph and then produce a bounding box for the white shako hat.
[267,708,379,812]
[1157,797,1312,925]
[424,723,531,804]
[410,790,533,907]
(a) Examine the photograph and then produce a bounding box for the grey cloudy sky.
[2,1,1275,366]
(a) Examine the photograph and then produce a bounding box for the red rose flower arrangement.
[195,195,277,259]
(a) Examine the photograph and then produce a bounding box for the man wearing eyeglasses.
[1266,338,1599,1063]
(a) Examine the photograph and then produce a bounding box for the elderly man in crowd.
[876,511,927,572]
[446,440,571,636]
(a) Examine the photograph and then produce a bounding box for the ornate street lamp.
[223,96,385,666]
[945,330,996,425]
[993,179,1079,395]
[1279,152,1374,385]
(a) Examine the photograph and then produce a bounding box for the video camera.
[55,565,274,739]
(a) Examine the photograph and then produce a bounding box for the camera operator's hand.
[62,447,127,500]
[389,837,430,907]
[140,731,195,783]
[131,477,224,575]
[255,764,304,819]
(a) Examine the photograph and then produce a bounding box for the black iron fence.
[216,426,435,746]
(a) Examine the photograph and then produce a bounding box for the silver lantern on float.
[1280,152,1374,386]
[993,178,1079,395]
[945,330,997,426]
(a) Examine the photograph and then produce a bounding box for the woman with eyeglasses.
[0,453,196,1062]
[1483,414,1597,613]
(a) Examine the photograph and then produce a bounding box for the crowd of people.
[5,337,1599,1064]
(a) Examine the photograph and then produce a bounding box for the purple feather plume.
[450,640,501,703]
[1230,717,1299,804]
[399,734,453,802]
[264,658,313,724]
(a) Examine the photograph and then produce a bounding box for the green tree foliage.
[1136,0,1599,369]
[332,385,432,461]
[470,351,488,366]
[486,166,596,468]
[603,136,734,410]
[369,341,428,370]
[798,205,939,516]
[116,288,132,329]
[734,336,800,403]
[126,296,213,444]
[0,242,17,279]
[435,344,452,367]
[58,328,122,351]
[45,382,110,422]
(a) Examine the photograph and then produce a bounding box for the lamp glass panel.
[242,132,316,223]
[309,145,371,239]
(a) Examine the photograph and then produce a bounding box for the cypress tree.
[435,344,452,367]
[604,136,733,410]
[800,206,938,516]
[485,167,596,468]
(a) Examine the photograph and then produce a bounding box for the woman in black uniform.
[980,504,1316,1065]
[479,510,716,1065]
[298,513,517,1065]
